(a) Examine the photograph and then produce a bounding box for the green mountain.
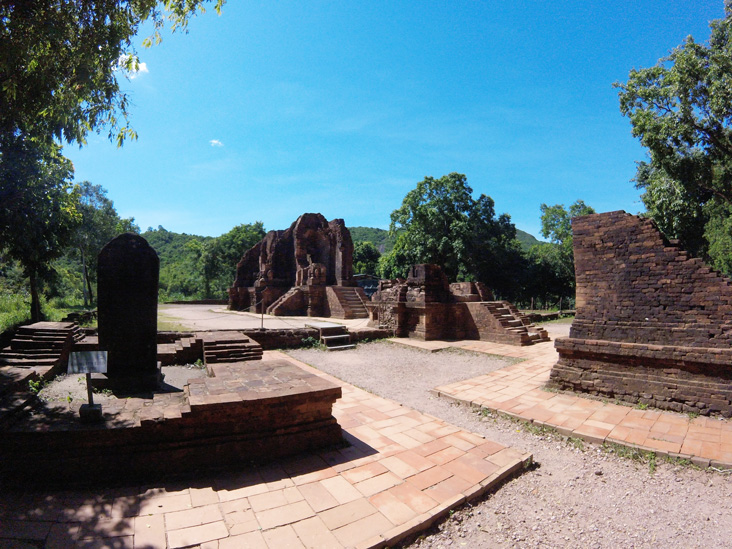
[349,226,395,253]
[516,229,541,250]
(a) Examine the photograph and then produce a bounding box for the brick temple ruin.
[367,264,549,345]
[551,211,732,417]
[228,213,369,319]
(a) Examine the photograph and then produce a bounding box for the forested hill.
[349,226,540,252]
[516,229,540,250]
[349,227,395,253]
[142,226,213,265]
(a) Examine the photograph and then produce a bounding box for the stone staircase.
[157,336,204,366]
[267,287,305,316]
[0,322,84,377]
[482,301,550,345]
[198,332,263,366]
[305,322,355,351]
[328,286,369,319]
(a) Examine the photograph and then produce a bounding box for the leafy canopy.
[382,173,522,298]
[616,12,732,274]
[1,0,225,147]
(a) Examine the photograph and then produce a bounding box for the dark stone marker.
[97,233,160,391]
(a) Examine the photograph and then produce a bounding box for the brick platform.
[0,352,531,548]
[0,359,342,487]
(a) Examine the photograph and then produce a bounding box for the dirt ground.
[287,341,732,549]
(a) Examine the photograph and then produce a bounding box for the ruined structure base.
[0,359,343,487]
[552,338,732,417]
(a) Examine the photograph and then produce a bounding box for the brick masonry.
[551,211,732,416]
[0,359,343,487]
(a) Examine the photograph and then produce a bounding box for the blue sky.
[64,0,724,239]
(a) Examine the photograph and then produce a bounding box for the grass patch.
[602,441,660,473]
[0,292,31,333]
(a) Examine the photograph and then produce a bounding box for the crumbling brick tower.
[550,211,732,417]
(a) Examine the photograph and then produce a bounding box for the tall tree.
[0,141,79,321]
[1,0,223,317]
[200,222,266,298]
[353,241,381,275]
[537,200,595,296]
[616,11,732,272]
[71,182,139,306]
[382,173,523,297]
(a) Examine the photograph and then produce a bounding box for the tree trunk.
[80,246,90,308]
[29,269,42,323]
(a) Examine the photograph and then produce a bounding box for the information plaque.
[68,351,108,374]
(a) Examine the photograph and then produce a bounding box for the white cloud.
[209,139,224,147]
[129,62,149,79]
[116,54,149,79]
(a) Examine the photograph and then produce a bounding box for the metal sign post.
[68,351,108,423]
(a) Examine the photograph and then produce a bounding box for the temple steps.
[0,322,83,377]
[482,301,550,346]
[198,332,263,365]
[329,286,369,319]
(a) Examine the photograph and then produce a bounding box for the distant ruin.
[367,264,549,345]
[228,213,369,318]
[551,211,732,417]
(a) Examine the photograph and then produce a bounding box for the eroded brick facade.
[228,213,368,319]
[367,264,549,345]
[551,211,732,416]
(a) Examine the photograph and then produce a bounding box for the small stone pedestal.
[79,403,104,424]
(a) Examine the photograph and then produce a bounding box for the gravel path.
[287,341,732,549]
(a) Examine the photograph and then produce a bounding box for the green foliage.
[535,200,595,298]
[64,182,139,306]
[0,141,80,321]
[349,227,396,253]
[353,241,381,275]
[301,336,325,350]
[0,292,30,333]
[200,222,266,298]
[617,14,732,274]
[515,229,541,250]
[381,173,525,298]
[143,222,265,301]
[634,162,709,257]
[1,0,225,149]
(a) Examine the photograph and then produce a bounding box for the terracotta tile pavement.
[0,351,530,549]
[427,337,732,470]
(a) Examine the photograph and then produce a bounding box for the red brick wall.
[552,211,732,416]
[572,211,732,347]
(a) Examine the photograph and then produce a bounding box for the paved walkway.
[0,351,530,549]
[405,334,732,470]
[159,304,374,332]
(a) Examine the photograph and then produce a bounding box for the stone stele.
[97,233,160,391]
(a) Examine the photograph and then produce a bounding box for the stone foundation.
[0,359,343,487]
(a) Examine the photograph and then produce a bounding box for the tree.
[69,182,139,306]
[1,0,223,318]
[616,12,732,272]
[537,200,595,297]
[382,173,523,297]
[353,241,381,275]
[1,0,225,149]
[200,222,266,298]
[0,141,79,321]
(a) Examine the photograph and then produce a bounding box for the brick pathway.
[0,351,530,548]
[422,338,732,470]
